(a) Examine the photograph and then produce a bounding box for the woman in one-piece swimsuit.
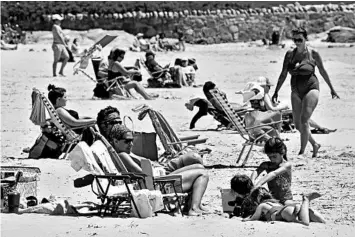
[271,27,339,158]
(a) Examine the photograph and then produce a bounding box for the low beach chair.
[69,140,146,218]
[30,88,93,159]
[132,104,208,160]
[89,127,188,215]
[210,88,284,167]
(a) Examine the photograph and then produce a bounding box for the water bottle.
[8,191,21,213]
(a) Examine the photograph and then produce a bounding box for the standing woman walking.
[51,14,69,77]
[272,27,339,158]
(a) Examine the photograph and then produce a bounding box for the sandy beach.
[1,31,355,237]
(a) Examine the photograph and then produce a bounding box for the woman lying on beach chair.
[107,48,158,100]
[243,77,336,134]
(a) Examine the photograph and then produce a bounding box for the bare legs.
[291,90,321,157]
[124,81,155,100]
[280,192,324,226]
[171,166,209,216]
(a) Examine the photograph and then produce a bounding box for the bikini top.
[288,47,316,76]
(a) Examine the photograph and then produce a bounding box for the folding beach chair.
[69,140,147,218]
[88,128,188,216]
[210,88,284,167]
[132,104,208,161]
[73,35,117,73]
[30,88,94,159]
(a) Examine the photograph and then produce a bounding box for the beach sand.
[1,31,355,236]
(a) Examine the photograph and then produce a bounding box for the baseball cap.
[256,76,273,86]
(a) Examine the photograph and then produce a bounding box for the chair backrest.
[89,128,128,173]
[139,57,153,78]
[91,58,102,79]
[210,88,249,138]
[32,88,79,142]
[134,105,182,155]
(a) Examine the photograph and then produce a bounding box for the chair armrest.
[154,175,182,182]
[245,120,286,130]
[179,135,200,141]
[168,138,207,146]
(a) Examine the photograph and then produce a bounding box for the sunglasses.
[121,138,134,144]
[102,119,122,126]
[293,38,303,43]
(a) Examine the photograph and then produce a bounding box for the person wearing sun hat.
[251,76,336,134]
[52,14,69,77]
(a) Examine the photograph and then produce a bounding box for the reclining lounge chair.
[210,88,284,167]
[30,88,94,159]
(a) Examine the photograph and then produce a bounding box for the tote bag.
[124,116,158,161]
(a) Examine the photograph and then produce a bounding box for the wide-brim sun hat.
[52,14,64,21]
[241,83,265,103]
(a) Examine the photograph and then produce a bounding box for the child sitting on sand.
[242,187,326,225]
[250,137,293,205]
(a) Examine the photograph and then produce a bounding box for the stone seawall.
[11,2,355,43]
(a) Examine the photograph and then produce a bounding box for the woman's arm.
[254,162,292,188]
[313,50,340,99]
[243,203,269,221]
[264,94,289,111]
[118,152,143,173]
[113,61,139,77]
[57,108,96,128]
[272,51,292,103]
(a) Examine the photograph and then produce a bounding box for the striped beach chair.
[210,88,284,167]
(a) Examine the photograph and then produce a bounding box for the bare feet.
[188,208,202,216]
[312,143,321,158]
[199,205,210,214]
[303,192,321,201]
[59,73,66,77]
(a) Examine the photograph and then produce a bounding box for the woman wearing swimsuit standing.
[271,28,340,158]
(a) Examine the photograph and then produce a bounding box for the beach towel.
[90,140,119,174]
[68,141,103,174]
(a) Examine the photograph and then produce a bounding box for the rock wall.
[12,2,355,43]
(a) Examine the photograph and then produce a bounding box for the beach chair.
[73,35,117,73]
[69,140,146,218]
[30,88,94,159]
[210,88,284,167]
[132,104,208,161]
[88,127,188,215]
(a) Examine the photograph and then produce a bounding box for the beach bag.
[123,116,158,161]
[28,133,63,159]
[93,83,110,99]
[131,189,164,218]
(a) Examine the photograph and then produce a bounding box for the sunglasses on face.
[121,138,134,144]
[293,38,303,43]
[102,119,122,126]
